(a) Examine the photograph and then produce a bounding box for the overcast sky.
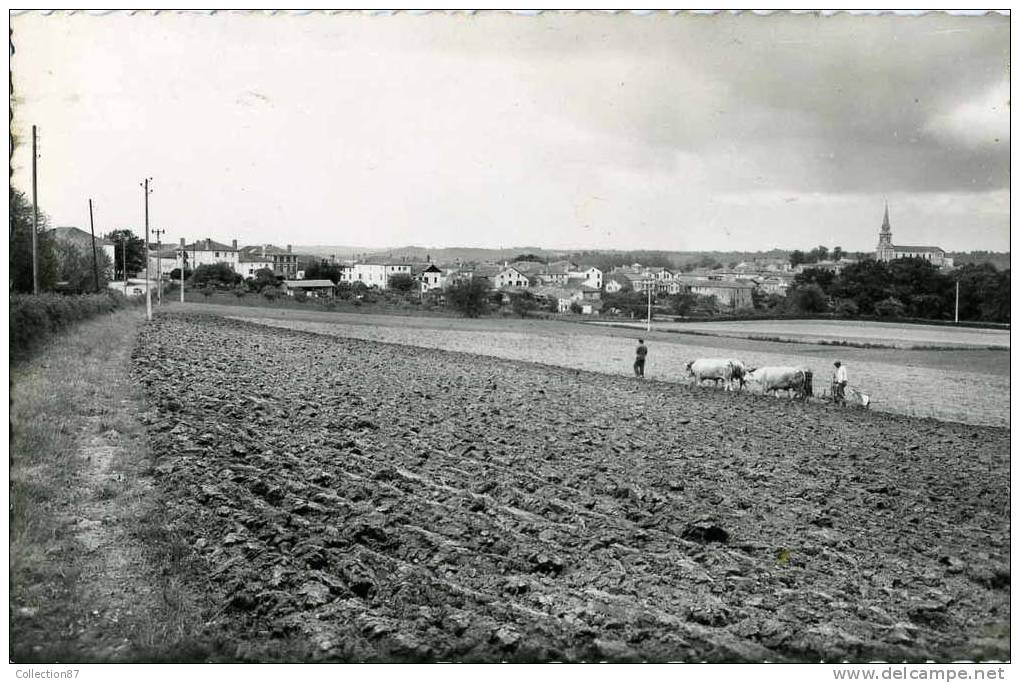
[10,11,1010,252]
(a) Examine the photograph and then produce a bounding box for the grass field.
[592,319,1011,350]
[166,303,1007,427]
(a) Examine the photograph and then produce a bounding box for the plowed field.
[134,313,1009,662]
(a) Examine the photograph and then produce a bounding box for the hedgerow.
[10,291,135,363]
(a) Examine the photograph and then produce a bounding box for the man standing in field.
[832,361,848,404]
[634,339,648,378]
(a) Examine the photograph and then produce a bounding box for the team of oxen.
[683,358,869,406]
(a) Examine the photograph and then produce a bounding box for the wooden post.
[31,125,39,294]
[955,280,960,324]
[143,178,152,321]
[88,198,99,292]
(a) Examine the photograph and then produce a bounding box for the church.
[875,204,953,268]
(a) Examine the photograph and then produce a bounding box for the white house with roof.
[184,238,241,272]
[418,264,445,292]
[351,262,414,288]
[495,266,530,289]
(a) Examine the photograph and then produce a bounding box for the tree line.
[781,258,1009,323]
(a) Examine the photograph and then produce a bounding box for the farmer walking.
[634,339,648,378]
[832,361,848,405]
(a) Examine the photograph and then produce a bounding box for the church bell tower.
[876,202,894,262]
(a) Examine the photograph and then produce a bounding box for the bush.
[834,298,859,317]
[874,296,906,318]
[569,301,583,314]
[509,291,539,318]
[388,273,417,293]
[446,279,490,318]
[10,291,129,362]
[191,262,242,287]
[293,289,308,303]
[787,283,829,314]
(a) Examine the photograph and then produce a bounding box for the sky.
[9,11,1011,253]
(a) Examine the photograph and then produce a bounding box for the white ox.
[685,358,746,391]
[746,366,813,399]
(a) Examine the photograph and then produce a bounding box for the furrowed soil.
[135,313,1010,662]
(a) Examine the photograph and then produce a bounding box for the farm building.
[282,279,335,298]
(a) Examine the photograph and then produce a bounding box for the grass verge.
[10,308,216,662]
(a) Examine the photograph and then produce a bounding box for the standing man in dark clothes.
[634,339,648,377]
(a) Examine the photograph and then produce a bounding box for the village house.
[185,238,241,272]
[351,262,414,288]
[678,277,755,309]
[239,244,300,278]
[238,251,275,279]
[494,266,530,289]
[566,266,604,289]
[417,264,445,292]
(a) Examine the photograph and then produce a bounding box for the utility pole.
[179,237,186,304]
[152,226,165,305]
[31,125,39,294]
[122,240,128,290]
[955,280,960,324]
[646,283,652,333]
[142,178,152,321]
[88,199,100,292]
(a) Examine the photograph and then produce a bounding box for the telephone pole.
[179,237,186,304]
[955,280,960,324]
[142,178,152,321]
[88,199,100,292]
[31,125,39,294]
[152,226,165,305]
[646,283,652,333]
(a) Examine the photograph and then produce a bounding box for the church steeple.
[876,201,894,261]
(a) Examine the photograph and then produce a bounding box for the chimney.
[232,239,237,250]
[287,244,292,254]
[261,244,266,258]
[205,238,211,250]
[179,238,185,248]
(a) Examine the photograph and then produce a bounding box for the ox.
[685,358,746,391]
[746,366,813,399]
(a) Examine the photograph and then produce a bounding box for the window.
[215,252,220,258]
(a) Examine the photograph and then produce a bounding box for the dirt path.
[10,309,206,662]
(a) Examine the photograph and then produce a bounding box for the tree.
[668,292,700,316]
[10,188,57,292]
[191,262,242,287]
[511,253,546,264]
[602,291,647,318]
[787,283,828,314]
[53,241,112,293]
[569,301,583,314]
[750,287,769,310]
[169,267,193,281]
[874,296,906,318]
[834,298,859,317]
[509,290,539,318]
[808,245,829,263]
[832,246,844,262]
[251,267,277,290]
[445,278,490,318]
[304,261,343,284]
[388,273,416,293]
[103,229,146,280]
[794,267,836,292]
[789,250,806,268]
